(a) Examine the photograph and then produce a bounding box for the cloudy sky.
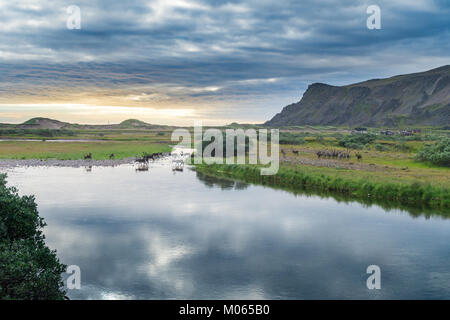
[0,0,449,125]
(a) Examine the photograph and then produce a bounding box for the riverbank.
[0,140,171,160]
[194,163,450,212]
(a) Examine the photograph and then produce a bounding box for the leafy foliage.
[374,144,390,152]
[0,174,66,300]
[338,133,376,149]
[415,138,450,167]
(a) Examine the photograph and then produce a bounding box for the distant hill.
[118,119,154,129]
[18,118,71,129]
[266,65,450,127]
[0,118,164,130]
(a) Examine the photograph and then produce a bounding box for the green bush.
[375,144,390,152]
[0,174,66,300]
[415,138,450,167]
[338,134,376,149]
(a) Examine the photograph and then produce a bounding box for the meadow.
[0,129,173,160]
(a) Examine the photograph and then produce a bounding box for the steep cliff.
[266,65,450,126]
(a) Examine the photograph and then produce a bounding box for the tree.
[0,174,66,300]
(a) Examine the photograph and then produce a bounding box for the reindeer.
[355,152,362,161]
[109,153,115,160]
[144,154,154,162]
[135,164,149,172]
[292,150,299,155]
[84,153,92,160]
[135,155,148,164]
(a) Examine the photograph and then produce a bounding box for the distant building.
[352,127,367,134]
[380,130,395,136]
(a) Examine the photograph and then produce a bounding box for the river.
[4,159,450,299]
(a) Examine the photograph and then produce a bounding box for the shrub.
[338,134,376,149]
[0,174,66,300]
[415,138,450,167]
[375,144,390,152]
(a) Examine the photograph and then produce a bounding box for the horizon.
[0,115,263,126]
[1,0,449,125]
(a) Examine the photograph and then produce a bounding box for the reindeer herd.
[316,150,350,159]
[316,150,363,161]
[81,150,188,173]
[82,151,169,163]
[282,149,363,161]
[134,152,167,164]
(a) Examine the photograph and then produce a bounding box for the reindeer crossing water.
[135,152,169,165]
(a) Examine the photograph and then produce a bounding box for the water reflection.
[195,171,249,190]
[4,164,450,299]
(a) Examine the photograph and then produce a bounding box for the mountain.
[266,65,450,127]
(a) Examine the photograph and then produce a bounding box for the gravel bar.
[0,158,136,169]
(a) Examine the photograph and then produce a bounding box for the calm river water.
[4,160,450,299]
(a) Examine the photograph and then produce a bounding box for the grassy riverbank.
[195,163,450,211]
[0,140,171,160]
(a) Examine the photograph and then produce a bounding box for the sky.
[0,0,449,125]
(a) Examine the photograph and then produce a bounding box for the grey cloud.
[0,0,449,122]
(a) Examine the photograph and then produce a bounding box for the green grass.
[280,140,449,188]
[0,141,171,160]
